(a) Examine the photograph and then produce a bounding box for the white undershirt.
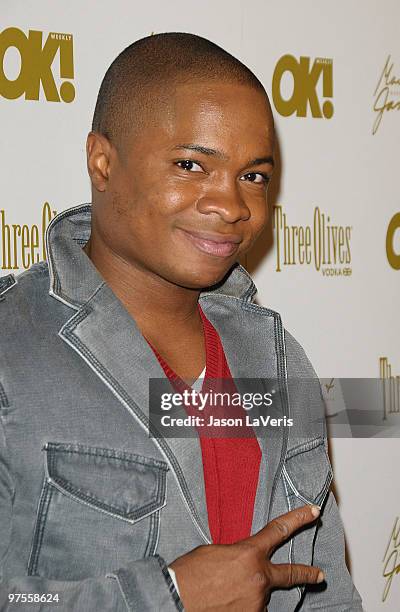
[190,365,206,391]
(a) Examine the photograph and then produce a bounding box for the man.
[0,33,362,611]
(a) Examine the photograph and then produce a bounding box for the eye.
[175,160,203,172]
[240,172,270,185]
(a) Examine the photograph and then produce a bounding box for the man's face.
[92,80,274,289]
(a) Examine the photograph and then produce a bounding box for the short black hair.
[91,32,266,150]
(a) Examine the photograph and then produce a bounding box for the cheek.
[157,176,199,213]
[135,182,193,226]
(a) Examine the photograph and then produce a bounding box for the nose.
[196,180,251,223]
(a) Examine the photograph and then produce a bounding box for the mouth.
[178,228,242,258]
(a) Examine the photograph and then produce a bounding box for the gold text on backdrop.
[272,55,333,118]
[0,28,74,102]
[380,357,400,420]
[274,205,352,275]
[373,55,400,135]
[386,213,400,269]
[0,202,57,270]
[382,517,400,602]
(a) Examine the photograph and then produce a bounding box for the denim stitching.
[316,470,333,506]
[286,437,325,459]
[46,476,164,526]
[143,460,166,555]
[48,472,165,521]
[144,511,159,557]
[286,438,333,506]
[107,572,131,611]
[0,274,17,297]
[45,443,168,471]
[270,311,290,523]
[282,475,303,601]
[283,461,333,507]
[0,382,9,408]
[151,474,167,555]
[282,465,316,505]
[27,481,53,576]
[113,567,136,610]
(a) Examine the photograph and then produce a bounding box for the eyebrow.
[171,143,274,168]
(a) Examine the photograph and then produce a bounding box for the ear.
[86,132,114,192]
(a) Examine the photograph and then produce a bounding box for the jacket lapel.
[58,281,212,543]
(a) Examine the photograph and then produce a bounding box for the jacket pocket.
[283,436,333,508]
[282,437,333,570]
[28,442,168,580]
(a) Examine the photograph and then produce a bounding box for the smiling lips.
[179,228,242,257]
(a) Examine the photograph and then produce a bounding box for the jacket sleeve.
[0,418,183,612]
[300,491,364,611]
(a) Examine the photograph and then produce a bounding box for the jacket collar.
[45,203,258,309]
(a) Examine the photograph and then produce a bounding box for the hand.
[169,505,323,611]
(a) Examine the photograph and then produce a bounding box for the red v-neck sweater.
[146,304,262,544]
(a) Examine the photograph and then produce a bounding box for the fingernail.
[310,505,320,518]
[317,571,325,583]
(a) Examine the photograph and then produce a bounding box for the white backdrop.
[1,2,400,609]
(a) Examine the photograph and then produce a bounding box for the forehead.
[138,80,274,154]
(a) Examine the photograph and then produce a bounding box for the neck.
[82,235,202,329]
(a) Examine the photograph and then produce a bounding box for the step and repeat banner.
[1,1,399,610]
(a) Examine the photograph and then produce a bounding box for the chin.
[176,263,236,291]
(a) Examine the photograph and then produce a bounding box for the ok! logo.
[0,27,75,102]
[272,55,334,119]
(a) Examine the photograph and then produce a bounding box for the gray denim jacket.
[0,204,363,611]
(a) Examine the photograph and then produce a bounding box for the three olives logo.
[0,28,75,102]
[274,205,352,276]
[272,55,333,119]
[386,213,400,270]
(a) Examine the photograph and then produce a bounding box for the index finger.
[268,561,324,588]
[250,505,320,555]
